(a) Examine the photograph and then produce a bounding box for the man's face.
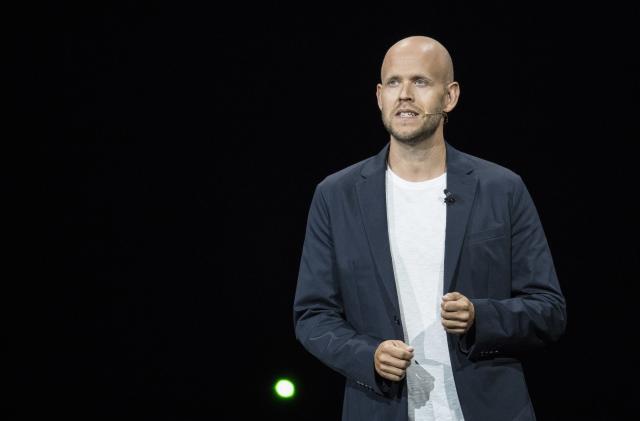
[377,53,448,145]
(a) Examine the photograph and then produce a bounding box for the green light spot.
[274,379,295,399]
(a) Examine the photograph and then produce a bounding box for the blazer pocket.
[465,225,506,244]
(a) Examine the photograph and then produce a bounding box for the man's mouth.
[395,110,420,119]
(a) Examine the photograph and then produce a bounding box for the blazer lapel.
[443,143,477,294]
[355,144,400,315]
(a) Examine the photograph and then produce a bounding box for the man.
[293,36,566,421]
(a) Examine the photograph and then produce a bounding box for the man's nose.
[399,82,413,101]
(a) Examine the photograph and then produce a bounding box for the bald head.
[381,36,454,84]
[376,35,461,146]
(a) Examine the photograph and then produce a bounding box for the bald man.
[293,36,566,421]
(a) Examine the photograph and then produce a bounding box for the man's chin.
[382,119,437,145]
[391,130,428,146]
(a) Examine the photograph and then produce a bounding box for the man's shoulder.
[316,155,373,192]
[459,149,521,182]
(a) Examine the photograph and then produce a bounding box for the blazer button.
[393,315,401,325]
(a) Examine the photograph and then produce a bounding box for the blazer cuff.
[458,298,507,360]
[373,367,401,397]
[353,340,400,398]
[458,319,477,355]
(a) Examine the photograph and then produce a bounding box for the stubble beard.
[382,113,442,147]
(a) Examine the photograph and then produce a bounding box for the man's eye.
[387,80,399,87]
[415,79,428,86]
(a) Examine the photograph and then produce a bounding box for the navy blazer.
[293,141,566,421]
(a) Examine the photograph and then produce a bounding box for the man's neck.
[387,137,446,182]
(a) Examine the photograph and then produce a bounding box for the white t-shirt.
[386,165,465,421]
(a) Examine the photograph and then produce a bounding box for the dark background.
[9,2,639,420]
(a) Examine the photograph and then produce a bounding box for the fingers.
[375,340,413,360]
[378,352,412,369]
[376,360,409,382]
[441,318,468,329]
[376,340,413,360]
[374,340,414,382]
[378,363,406,378]
[387,342,414,360]
[441,310,472,322]
[441,293,474,326]
[442,291,462,301]
[390,339,414,352]
[441,316,473,334]
[440,293,475,334]
[441,299,471,312]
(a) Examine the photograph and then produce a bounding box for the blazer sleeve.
[459,175,567,359]
[293,184,394,397]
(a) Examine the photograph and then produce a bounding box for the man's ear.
[376,83,383,111]
[443,82,460,113]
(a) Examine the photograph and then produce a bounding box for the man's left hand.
[441,292,475,335]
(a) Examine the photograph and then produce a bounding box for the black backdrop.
[9,3,639,420]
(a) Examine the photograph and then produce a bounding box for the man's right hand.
[374,340,414,382]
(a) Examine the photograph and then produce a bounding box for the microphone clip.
[443,189,455,204]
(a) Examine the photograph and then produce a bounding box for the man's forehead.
[381,54,441,80]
